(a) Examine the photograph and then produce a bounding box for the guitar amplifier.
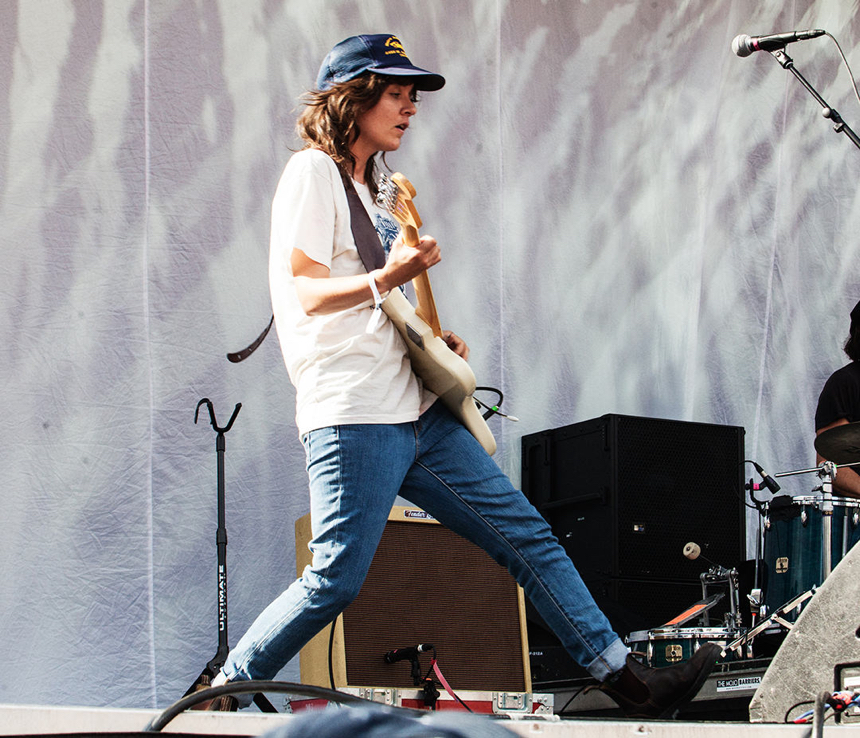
[296,506,531,692]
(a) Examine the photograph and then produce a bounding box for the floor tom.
[763,494,860,619]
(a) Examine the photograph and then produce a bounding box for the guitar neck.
[401,223,443,338]
[413,272,442,338]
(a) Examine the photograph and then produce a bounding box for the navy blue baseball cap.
[316,34,445,92]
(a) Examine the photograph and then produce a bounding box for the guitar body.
[377,172,497,456]
[383,289,496,456]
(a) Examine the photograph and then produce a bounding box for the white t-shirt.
[269,149,430,436]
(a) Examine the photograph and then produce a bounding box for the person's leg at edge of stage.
[205,422,417,709]
[399,401,721,719]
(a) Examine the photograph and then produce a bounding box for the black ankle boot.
[600,642,722,719]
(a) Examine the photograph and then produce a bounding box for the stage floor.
[3,701,860,738]
[2,661,856,738]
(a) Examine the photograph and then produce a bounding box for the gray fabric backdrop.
[2,0,859,709]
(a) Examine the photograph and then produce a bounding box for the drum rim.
[627,626,738,640]
[767,494,860,507]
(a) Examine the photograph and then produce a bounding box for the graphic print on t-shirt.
[374,212,399,258]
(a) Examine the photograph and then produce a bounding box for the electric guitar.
[377,173,497,456]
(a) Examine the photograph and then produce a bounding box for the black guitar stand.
[184,398,277,713]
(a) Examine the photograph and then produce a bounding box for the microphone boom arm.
[766,47,860,151]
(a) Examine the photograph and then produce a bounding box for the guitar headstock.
[376,172,422,232]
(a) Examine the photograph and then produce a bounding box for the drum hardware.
[747,587,763,619]
[755,457,860,633]
[623,547,748,668]
[745,459,784,632]
[630,588,817,666]
[700,567,742,630]
[627,583,742,666]
[808,461,837,581]
[745,461,839,627]
[808,422,860,584]
[628,453,855,668]
[740,448,860,653]
[744,588,765,653]
[724,588,815,658]
[683,541,742,630]
[660,592,725,628]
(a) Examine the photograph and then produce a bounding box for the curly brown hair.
[296,74,418,199]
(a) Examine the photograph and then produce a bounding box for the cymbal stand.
[772,461,837,580]
[814,461,836,579]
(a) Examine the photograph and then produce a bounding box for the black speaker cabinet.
[521,414,745,631]
[296,506,531,693]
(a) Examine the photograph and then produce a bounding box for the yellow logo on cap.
[385,36,407,57]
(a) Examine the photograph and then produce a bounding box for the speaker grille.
[340,520,527,691]
[612,416,744,579]
[522,414,745,632]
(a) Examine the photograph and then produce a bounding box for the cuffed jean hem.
[219,666,242,682]
[586,637,629,682]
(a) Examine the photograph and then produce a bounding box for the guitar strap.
[228,174,386,362]
[343,175,387,273]
[345,176,417,304]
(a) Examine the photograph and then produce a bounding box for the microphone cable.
[824,32,860,109]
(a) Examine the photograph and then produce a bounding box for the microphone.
[752,461,781,494]
[383,643,434,664]
[731,29,825,57]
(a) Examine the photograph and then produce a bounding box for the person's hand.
[442,330,469,361]
[378,233,440,291]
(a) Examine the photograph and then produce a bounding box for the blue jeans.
[222,402,628,683]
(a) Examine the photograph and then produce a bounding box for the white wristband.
[365,271,384,334]
[367,271,383,306]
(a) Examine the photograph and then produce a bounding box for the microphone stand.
[768,47,860,151]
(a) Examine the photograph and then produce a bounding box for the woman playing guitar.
[203,33,719,719]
